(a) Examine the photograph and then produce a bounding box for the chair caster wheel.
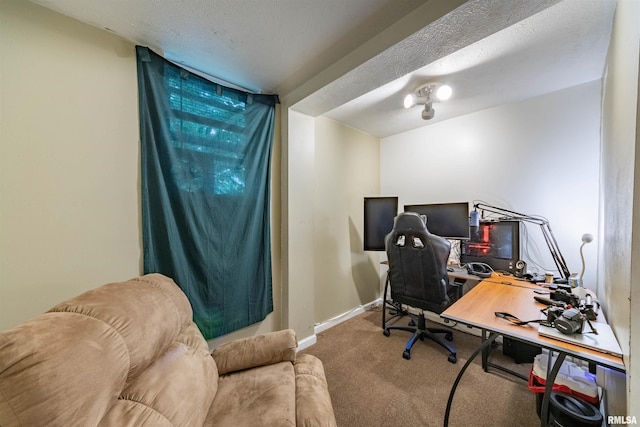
[448,354,457,364]
[403,350,411,360]
[445,333,453,341]
[383,329,390,337]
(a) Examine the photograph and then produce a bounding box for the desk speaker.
[515,260,527,278]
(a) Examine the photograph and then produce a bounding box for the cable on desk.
[494,311,546,326]
[482,278,544,290]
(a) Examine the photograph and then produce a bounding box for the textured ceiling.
[27,0,427,93]
[27,0,616,138]
[322,0,617,137]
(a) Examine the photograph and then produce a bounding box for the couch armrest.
[212,329,297,375]
[294,354,337,426]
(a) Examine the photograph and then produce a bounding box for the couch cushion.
[205,361,296,427]
[99,341,217,426]
[0,312,130,426]
[178,322,213,353]
[49,274,196,381]
[0,274,217,427]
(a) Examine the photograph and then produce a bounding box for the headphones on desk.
[465,262,493,278]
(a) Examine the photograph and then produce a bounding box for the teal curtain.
[136,46,276,339]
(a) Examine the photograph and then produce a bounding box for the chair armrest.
[211,329,297,375]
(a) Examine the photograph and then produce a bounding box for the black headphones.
[465,262,492,278]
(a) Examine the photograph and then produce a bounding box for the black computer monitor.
[364,197,398,251]
[403,202,470,240]
[460,220,521,273]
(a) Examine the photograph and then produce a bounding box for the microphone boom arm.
[473,202,571,280]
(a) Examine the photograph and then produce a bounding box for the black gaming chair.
[382,212,460,363]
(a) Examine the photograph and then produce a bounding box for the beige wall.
[314,117,380,324]
[601,0,640,416]
[0,0,140,330]
[283,109,317,342]
[0,1,283,344]
[283,112,381,340]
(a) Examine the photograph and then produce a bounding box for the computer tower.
[503,337,541,364]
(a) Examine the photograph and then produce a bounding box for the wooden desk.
[446,266,481,282]
[442,276,623,370]
[381,263,483,295]
[446,266,483,296]
[440,274,625,426]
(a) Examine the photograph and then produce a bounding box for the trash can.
[543,392,603,427]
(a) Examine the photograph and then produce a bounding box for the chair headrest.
[392,212,427,231]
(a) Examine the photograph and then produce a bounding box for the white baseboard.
[297,334,317,352]
[296,298,493,352]
[315,298,382,335]
[296,299,382,352]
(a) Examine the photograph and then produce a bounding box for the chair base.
[383,312,457,363]
[382,273,457,363]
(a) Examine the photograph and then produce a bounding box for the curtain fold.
[136,46,276,339]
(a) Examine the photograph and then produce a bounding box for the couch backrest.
[0,274,217,427]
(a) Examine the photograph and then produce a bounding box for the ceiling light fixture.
[422,102,435,120]
[403,82,452,120]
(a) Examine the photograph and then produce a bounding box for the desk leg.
[444,332,500,427]
[481,329,489,372]
[539,350,566,427]
[482,332,529,381]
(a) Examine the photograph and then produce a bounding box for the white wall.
[601,0,640,416]
[381,81,602,288]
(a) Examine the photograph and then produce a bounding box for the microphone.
[469,210,480,227]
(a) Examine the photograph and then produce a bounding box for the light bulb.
[403,93,417,109]
[435,84,452,101]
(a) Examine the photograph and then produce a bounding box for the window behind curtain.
[136,46,277,339]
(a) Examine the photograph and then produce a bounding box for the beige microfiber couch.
[0,274,336,427]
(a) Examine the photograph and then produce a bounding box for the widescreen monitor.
[364,197,398,251]
[403,202,470,240]
[460,220,521,273]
